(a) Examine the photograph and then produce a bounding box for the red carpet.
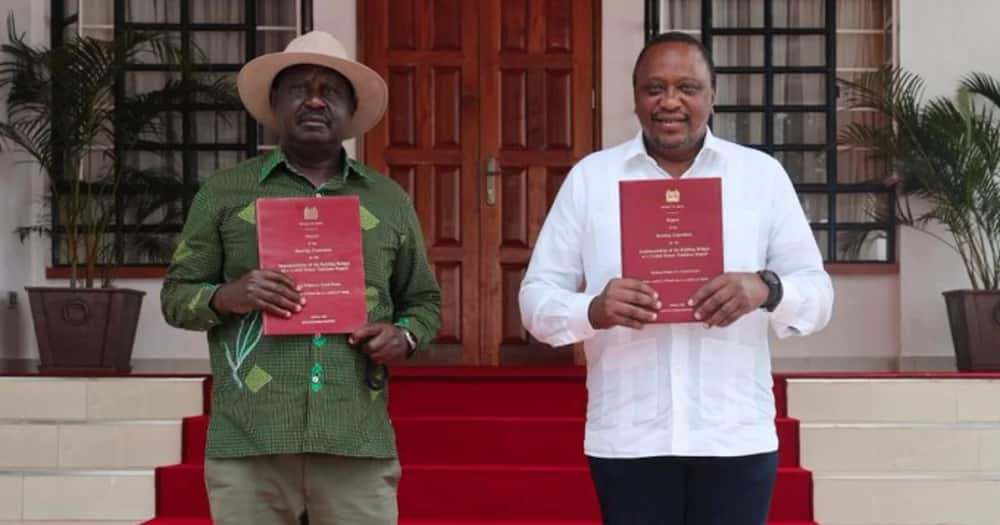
[142,368,815,525]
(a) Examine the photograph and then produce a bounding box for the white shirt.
[519,129,833,458]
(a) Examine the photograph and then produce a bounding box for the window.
[50,0,311,266]
[645,0,895,263]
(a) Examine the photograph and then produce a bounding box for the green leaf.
[839,66,1000,290]
[0,16,239,281]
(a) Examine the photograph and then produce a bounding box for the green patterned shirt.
[161,148,441,459]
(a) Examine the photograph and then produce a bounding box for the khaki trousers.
[205,454,401,525]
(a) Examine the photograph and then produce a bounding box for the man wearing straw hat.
[161,31,441,524]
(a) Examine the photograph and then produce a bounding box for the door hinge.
[591,89,596,110]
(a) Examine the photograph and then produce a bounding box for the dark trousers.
[587,452,779,525]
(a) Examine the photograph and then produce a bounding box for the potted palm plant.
[840,67,1000,371]
[0,19,237,373]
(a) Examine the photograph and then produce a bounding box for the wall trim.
[1,356,959,375]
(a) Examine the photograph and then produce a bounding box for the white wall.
[770,275,899,370]
[1,0,47,360]
[896,0,1000,365]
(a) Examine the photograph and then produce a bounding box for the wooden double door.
[363,0,596,365]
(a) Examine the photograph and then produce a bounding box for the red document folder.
[619,178,723,323]
[256,196,367,335]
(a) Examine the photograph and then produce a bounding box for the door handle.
[485,156,498,206]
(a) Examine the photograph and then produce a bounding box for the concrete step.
[0,420,181,469]
[0,378,204,421]
[814,473,1000,525]
[0,522,136,524]
[0,470,154,522]
[787,378,1000,424]
[801,422,1000,473]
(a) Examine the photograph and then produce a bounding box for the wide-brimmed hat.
[237,31,388,138]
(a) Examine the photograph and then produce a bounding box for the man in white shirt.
[519,32,833,524]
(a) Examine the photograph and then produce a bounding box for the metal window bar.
[644,0,895,263]
[49,0,306,266]
[763,0,774,158]
[824,0,839,260]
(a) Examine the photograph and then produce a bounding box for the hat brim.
[237,52,388,139]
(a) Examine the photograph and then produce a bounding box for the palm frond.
[13,225,52,243]
[839,67,1000,289]
[962,72,1000,112]
[0,16,239,285]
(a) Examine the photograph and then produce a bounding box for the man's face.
[271,64,357,146]
[633,42,715,157]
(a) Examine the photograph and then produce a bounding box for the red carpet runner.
[142,368,815,524]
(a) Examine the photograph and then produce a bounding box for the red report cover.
[256,196,367,335]
[619,178,723,323]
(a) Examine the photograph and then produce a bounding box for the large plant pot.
[944,289,1000,372]
[25,286,145,374]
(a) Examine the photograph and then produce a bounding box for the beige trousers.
[205,454,401,525]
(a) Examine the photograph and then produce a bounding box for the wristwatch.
[399,327,418,358]
[757,270,783,312]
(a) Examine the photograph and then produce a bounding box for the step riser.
[0,379,203,421]
[143,518,820,525]
[0,472,154,521]
[155,465,812,521]
[815,478,1000,525]
[0,522,140,525]
[788,380,1000,423]
[0,378,201,522]
[398,468,600,520]
[155,374,806,522]
[180,415,800,468]
[398,420,588,467]
[139,518,812,525]
[388,379,787,419]
[0,474,21,520]
[388,380,588,418]
[792,378,1000,525]
[802,426,1000,473]
[0,422,181,469]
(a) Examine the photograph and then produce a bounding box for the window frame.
[47,0,313,268]
[644,0,897,264]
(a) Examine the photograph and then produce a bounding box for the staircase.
[789,376,1000,525]
[0,376,204,524]
[145,368,817,524]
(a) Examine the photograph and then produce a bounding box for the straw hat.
[237,31,387,138]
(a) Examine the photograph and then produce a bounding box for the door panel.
[363,0,595,365]
[479,0,594,365]
[365,0,482,364]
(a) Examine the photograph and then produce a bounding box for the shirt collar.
[624,126,725,164]
[259,147,371,183]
